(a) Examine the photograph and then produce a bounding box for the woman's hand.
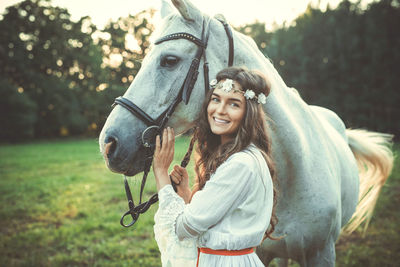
[170,165,192,203]
[153,127,175,191]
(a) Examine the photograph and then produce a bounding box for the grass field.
[0,138,398,266]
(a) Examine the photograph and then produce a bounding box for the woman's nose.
[215,103,226,114]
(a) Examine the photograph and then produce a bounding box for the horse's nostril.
[104,136,117,160]
[105,135,115,145]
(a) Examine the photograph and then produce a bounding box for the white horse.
[99,0,394,266]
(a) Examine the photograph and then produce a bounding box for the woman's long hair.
[191,66,279,240]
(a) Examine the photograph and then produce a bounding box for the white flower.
[244,89,256,99]
[258,93,267,104]
[210,79,217,88]
[221,79,233,92]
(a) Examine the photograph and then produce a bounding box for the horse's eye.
[160,56,180,67]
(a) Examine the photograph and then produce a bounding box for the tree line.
[0,0,398,141]
[240,0,399,138]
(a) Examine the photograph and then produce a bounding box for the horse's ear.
[171,0,202,23]
[161,0,175,19]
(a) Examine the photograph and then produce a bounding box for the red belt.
[196,247,255,267]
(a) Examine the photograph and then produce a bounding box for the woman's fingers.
[173,165,183,175]
[154,127,175,177]
[173,165,181,172]
[170,168,182,179]
[170,173,181,185]
[162,128,168,150]
[173,165,188,179]
[160,127,174,157]
[155,135,160,155]
[168,127,175,157]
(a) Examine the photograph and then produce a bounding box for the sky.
[0,0,374,30]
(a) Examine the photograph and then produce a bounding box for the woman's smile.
[213,117,230,124]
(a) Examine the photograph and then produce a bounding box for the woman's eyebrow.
[229,97,243,103]
[212,93,243,103]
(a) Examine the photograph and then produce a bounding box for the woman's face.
[207,80,246,144]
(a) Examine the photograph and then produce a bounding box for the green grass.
[0,139,398,266]
[334,143,400,267]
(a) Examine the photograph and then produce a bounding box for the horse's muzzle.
[100,130,145,176]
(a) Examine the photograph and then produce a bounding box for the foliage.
[0,78,37,140]
[1,0,100,137]
[239,0,400,138]
[100,10,156,90]
[237,21,273,55]
[0,0,154,140]
[0,138,398,266]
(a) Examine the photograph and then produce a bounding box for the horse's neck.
[233,32,308,120]
[233,33,296,104]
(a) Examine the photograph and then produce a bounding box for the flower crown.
[209,78,267,104]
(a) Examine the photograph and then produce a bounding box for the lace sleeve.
[154,185,197,267]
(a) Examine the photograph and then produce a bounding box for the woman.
[153,66,279,266]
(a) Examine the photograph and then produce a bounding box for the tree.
[0,0,107,138]
[0,78,37,141]
[239,0,400,137]
[0,1,156,139]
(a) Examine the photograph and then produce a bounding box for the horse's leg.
[256,247,275,266]
[304,239,335,267]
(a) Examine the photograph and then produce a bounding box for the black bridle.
[112,17,234,228]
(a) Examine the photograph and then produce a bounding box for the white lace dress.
[154,145,273,267]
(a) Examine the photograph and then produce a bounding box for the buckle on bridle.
[141,125,160,148]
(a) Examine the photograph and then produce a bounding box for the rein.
[114,16,234,228]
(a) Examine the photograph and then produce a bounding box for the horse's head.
[99,0,231,176]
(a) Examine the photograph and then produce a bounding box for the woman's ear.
[171,0,203,23]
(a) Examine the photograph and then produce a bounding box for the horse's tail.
[343,128,394,234]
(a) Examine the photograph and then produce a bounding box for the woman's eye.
[160,56,180,67]
[230,102,239,107]
[211,97,219,102]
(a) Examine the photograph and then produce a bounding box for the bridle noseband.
[112,17,234,228]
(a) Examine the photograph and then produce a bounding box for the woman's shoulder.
[225,144,263,168]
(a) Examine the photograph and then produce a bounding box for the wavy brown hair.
[190,66,279,241]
